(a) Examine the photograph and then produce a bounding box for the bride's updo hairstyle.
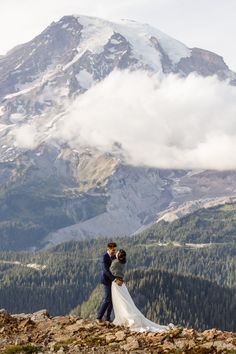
[117,249,126,264]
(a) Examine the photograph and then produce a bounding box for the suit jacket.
[100,252,116,285]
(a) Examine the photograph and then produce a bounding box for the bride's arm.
[110,260,125,285]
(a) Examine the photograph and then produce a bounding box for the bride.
[110,249,171,332]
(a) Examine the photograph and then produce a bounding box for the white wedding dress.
[112,282,170,332]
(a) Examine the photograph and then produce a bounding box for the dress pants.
[97,283,112,321]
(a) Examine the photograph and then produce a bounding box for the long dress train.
[112,282,170,332]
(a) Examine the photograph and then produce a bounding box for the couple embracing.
[96,242,171,332]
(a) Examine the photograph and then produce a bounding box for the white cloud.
[54,70,236,170]
[12,124,39,149]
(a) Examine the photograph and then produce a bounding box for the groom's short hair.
[107,242,117,249]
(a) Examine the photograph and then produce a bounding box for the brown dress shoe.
[105,320,114,326]
[96,319,105,326]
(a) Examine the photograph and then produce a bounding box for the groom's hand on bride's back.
[115,278,124,286]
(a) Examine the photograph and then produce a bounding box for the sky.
[0,0,236,71]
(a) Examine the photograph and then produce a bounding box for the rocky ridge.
[0,309,236,353]
[156,195,236,223]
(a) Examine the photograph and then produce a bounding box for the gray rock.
[31,309,50,321]
[0,309,8,315]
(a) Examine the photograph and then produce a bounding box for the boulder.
[115,330,126,341]
[122,338,140,351]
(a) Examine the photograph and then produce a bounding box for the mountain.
[1,15,234,108]
[1,15,236,250]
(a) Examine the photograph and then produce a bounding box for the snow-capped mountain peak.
[68,14,191,70]
[0,14,234,159]
[0,15,233,124]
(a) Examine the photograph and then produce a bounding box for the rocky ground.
[0,309,236,353]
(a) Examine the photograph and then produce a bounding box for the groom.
[96,242,122,325]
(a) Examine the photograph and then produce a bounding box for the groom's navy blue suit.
[97,252,116,321]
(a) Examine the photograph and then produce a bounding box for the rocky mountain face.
[44,168,236,247]
[0,309,236,353]
[0,15,236,250]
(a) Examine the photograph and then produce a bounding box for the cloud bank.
[53,70,236,170]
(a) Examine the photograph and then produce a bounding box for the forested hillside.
[0,204,235,331]
[138,203,236,244]
[71,268,236,331]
